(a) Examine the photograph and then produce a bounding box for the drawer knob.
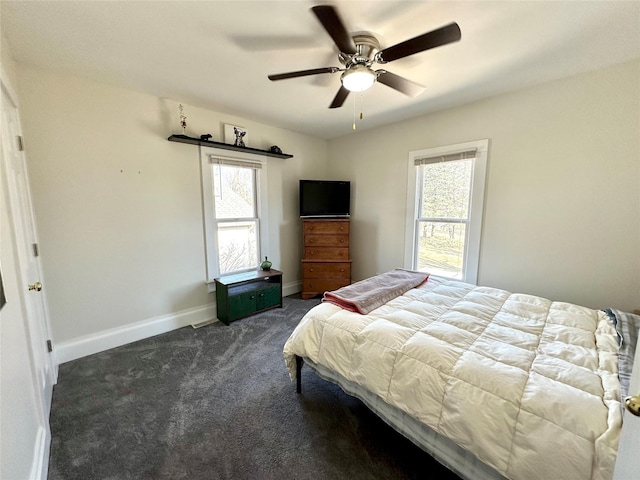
[309,268,314,272]
[340,268,344,272]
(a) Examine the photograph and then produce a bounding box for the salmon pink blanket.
[322,268,429,314]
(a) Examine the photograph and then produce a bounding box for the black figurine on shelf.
[200,134,212,141]
[270,145,282,154]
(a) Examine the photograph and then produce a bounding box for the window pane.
[217,221,258,274]
[416,221,466,279]
[421,160,472,219]
[213,165,255,219]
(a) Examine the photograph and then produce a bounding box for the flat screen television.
[299,180,351,218]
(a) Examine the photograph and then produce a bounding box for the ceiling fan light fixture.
[268,5,461,110]
[341,66,376,92]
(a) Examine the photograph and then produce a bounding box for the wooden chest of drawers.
[301,219,351,299]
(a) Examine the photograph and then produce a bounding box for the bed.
[283,271,637,480]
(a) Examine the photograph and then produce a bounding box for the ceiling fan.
[268,5,461,109]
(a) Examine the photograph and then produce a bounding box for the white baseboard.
[283,280,302,297]
[31,425,51,480]
[55,282,303,364]
[55,303,217,364]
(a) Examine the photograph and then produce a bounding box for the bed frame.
[294,354,507,480]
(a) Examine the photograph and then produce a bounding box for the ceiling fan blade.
[311,5,357,54]
[268,67,338,81]
[329,86,350,109]
[377,22,461,63]
[376,71,425,97]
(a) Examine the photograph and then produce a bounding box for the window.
[405,140,488,284]
[201,148,269,283]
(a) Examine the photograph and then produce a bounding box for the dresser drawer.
[304,234,349,247]
[304,247,349,260]
[303,220,350,235]
[303,278,350,294]
[303,262,351,279]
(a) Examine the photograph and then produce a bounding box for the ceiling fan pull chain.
[352,94,357,130]
[360,92,364,120]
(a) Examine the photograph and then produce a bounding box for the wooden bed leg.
[296,355,303,394]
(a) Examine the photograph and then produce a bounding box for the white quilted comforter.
[283,276,622,480]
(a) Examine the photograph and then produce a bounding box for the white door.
[1,79,55,479]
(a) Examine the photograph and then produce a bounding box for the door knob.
[28,282,42,292]
[624,395,640,417]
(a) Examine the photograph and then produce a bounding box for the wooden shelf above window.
[168,134,293,159]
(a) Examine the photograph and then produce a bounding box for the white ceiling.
[2,1,639,139]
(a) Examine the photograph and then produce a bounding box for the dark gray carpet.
[48,296,461,480]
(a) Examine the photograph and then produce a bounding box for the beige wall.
[16,64,327,344]
[13,58,640,348]
[328,60,640,312]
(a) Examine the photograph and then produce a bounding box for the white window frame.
[200,146,269,287]
[404,139,489,284]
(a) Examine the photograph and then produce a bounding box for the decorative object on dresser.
[301,219,351,299]
[214,269,282,325]
[260,256,272,271]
